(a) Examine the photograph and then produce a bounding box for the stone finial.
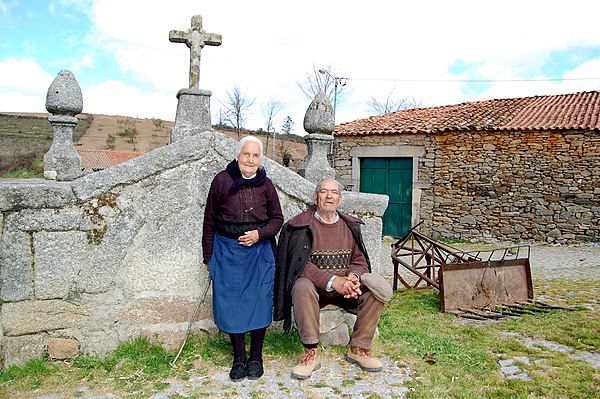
[303,90,334,135]
[43,70,83,181]
[45,70,83,116]
[298,91,335,183]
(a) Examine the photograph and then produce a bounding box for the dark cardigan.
[202,165,283,265]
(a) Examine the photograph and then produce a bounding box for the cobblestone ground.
[527,244,600,313]
[19,243,600,399]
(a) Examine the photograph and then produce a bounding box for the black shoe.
[229,362,247,381]
[246,360,264,380]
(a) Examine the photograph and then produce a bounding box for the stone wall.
[334,133,436,235]
[333,129,600,243]
[0,131,388,367]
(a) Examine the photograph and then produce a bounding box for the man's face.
[314,179,342,214]
[237,141,261,178]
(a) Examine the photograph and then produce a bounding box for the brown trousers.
[291,277,384,349]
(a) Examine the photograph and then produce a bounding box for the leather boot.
[291,347,321,380]
[346,345,383,372]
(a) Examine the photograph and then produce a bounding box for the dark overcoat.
[273,209,371,332]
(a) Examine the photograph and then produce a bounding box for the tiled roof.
[78,149,143,170]
[335,91,600,136]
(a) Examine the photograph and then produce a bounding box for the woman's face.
[237,141,261,178]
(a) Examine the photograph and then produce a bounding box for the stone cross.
[169,15,222,89]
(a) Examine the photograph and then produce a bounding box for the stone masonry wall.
[0,131,388,367]
[333,130,600,243]
[334,134,437,235]
[433,130,599,243]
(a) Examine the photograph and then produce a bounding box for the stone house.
[333,91,600,243]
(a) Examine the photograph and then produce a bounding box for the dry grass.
[0,113,90,175]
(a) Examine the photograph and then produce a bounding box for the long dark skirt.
[208,233,275,333]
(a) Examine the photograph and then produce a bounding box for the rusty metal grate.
[390,223,577,318]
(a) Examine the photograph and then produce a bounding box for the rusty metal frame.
[391,223,541,316]
[439,257,533,312]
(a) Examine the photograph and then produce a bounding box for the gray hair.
[236,136,263,161]
[315,178,343,194]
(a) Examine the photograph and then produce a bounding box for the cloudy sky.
[1,0,600,135]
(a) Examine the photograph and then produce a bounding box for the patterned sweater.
[299,215,369,290]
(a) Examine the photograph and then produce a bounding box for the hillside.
[0,112,307,175]
[0,112,92,175]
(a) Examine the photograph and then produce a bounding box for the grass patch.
[378,290,501,397]
[0,358,53,385]
[380,280,599,399]
[0,278,598,398]
[2,158,44,178]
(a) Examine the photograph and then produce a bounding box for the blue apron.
[209,233,275,333]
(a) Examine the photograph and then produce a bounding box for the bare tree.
[262,97,283,158]
[151,118,164,131]
[105,133,116,150]
[215,108,226,125]
[296,64,347,106]
[220,85,255,138]
[366,89,423,115]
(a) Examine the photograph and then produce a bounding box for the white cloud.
[0,0,18,16]
[3,0,600,134]
[0,58,54,92]
[0,90,47,113]
[86,0,600,129]
[69,53,95,73]
[50,0,95,18]
[564,59,600,81]
[83,79,176,120]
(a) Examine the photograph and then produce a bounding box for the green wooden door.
[360,158,412,237]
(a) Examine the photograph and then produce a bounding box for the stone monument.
[297,90,336,183]
[0,14,389,368]
[43,70,83,181]
[169,15,222,141]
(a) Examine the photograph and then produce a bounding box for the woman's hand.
[239,229,259,246]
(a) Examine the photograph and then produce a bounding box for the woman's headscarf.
[226,159,266,193]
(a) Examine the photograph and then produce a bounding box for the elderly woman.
[202,135,283,381]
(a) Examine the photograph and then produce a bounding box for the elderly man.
[274,178,386,380]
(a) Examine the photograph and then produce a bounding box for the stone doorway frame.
[348,145,428,233]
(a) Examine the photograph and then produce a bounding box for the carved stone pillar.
[171,88,212,142]
[168,15,221,142]
[43,70,83,181]
[298,91,336,183]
